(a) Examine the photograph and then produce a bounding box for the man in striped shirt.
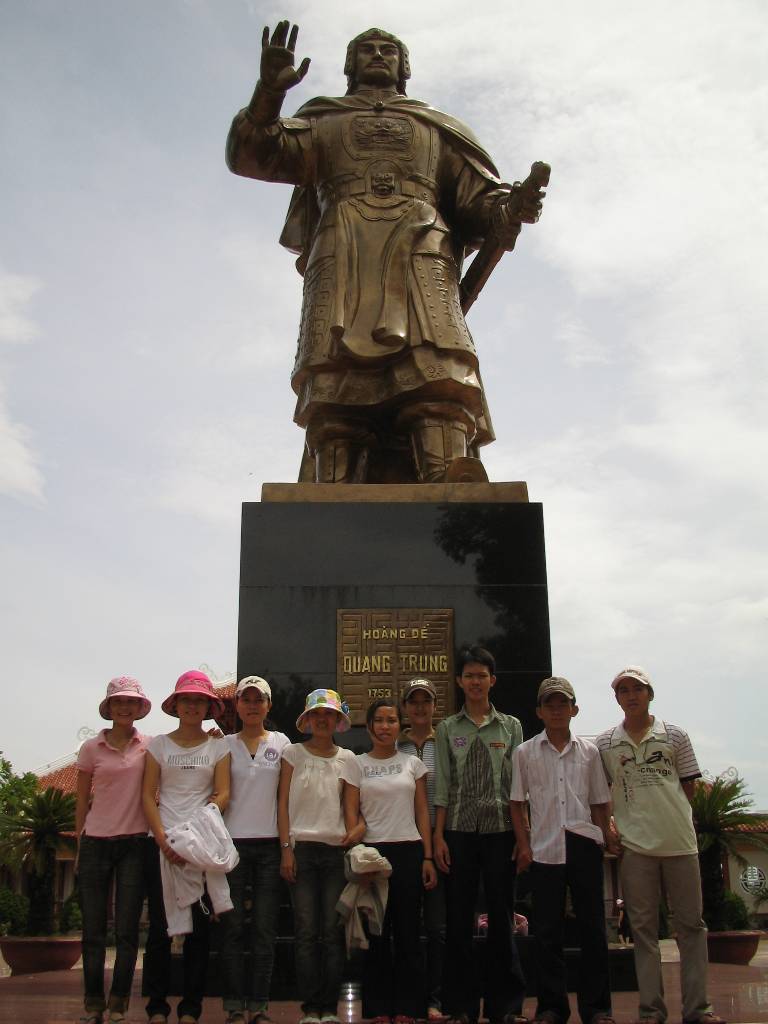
[596,667,724,1024]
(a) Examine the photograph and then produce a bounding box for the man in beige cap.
[596,667,724,1024]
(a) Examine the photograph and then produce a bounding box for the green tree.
[0,754,38,814]
[0,754,39,872]
[691,770,768,931]
[0,787,76,934]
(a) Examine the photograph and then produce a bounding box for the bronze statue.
[226,22,548,483]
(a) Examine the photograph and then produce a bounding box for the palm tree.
[0,786,76,934]
[691,769,768,931]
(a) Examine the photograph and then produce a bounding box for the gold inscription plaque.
[337,609,455,725]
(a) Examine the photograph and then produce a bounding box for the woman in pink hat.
[75,676,153,1024]
[141,670,231,1024]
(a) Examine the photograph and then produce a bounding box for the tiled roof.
[37,761,78,795]
[729,819,768,835]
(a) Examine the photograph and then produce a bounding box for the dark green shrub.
[0,886,29,935]
[59,888,82,933]
[719,889,751,930]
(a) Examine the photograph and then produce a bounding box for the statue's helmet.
[344,28,411,95]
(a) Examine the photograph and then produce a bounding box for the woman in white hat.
[218,676,291,1024]
[141,670,231,1024]
[75,676,153,1024]
[277,688,363,1024]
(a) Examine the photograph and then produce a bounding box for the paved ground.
[1,940,766,1024]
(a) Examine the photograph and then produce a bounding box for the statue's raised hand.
[260,21,311,92]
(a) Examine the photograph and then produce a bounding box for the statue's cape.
[279,93,502,261]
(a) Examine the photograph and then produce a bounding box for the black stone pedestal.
[237,483,552,741]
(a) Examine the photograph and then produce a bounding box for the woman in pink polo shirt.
[75,676,153,1024]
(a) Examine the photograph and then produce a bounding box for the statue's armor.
[225,82,511,479]
[290,107,486,438]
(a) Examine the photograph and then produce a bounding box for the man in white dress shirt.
[511,676,616,1024]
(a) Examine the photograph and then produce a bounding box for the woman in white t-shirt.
[141,670,231,1024]
[277,689,363,1024]
[347,697,437,1024]
[219,676,290,1024]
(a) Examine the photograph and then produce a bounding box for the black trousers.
[531,832,611,1024]
[362,840,426,1020]
[442,830,526,1022]
[143,841,211,1022]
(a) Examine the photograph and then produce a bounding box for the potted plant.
[691,769,767,965]
[0,784,81,975]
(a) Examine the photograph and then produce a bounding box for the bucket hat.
[295,688,351,733]
[99,676,152,721]
[161,669,225,718]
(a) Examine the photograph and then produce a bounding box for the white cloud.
[556,315,611,367]
[0,270,44,499]
[0,390,44,500]
[154,417,300,525]
[213,232,304,371]
[0,270,40,344]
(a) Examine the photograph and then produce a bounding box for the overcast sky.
[2,0,766,807]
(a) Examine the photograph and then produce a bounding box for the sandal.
[683,1017,727,1024]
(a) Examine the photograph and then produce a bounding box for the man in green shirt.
[434,646,526,1024]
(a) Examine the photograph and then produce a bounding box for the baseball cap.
[402,677,437,701]
[235,675,272,700]
[537,676,576,702]
[610,666,653,691]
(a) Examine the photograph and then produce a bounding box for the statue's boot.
[397,402,477,483]
[444,456,489,483]
[306,415,373,483]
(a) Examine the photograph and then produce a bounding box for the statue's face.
[355,37,400,88]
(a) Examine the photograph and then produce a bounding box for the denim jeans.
[290,842,347,1015]
[78,833,147,1015]
[219,838,282,1014]
[143,840,211,1022]
[442,830,526,1022]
